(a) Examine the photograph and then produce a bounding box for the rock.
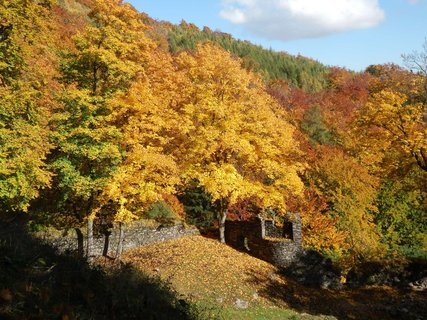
[409,276,427,291]
[234,298,249,309]
[282,250,342,289]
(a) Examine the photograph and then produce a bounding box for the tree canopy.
[0,0,425,266]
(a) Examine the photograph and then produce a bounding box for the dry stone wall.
[224,213,302,268]
[38,222,199,257]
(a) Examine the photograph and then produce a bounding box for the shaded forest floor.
[0,217,200,320]
[121,236,427,320]
[1,217,426,320]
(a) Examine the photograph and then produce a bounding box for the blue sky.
[128,0,427,71]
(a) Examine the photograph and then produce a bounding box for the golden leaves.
[123,236,278,304]
[174,43,305,214]
[357,89,426,172]
[0,86,52,212]
[311,148,384,260]
[197,163,247,205]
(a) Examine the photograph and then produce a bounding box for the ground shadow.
[245,267,427,320]
[0,215,199,320]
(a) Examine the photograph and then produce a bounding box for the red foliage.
[320,71,371,130]
[227,198,261,221]
[53,5,87,41]
[266,80,291,108]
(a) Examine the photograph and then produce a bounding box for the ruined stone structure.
[224,213,302,267]
[38,222,199,257]
[37,213,301,267]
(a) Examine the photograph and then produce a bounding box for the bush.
[179,186,218,229]
[145,201,178,226]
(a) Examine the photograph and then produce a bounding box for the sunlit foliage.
[1,0,425,267]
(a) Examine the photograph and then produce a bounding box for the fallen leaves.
[123,235,281,305]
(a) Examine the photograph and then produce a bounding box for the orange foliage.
[52,4,87,49]
[321,71,371,131]
[287,187,346,253]
[367,63,423,97]
[162,194,186,220]
[227,197,261,221]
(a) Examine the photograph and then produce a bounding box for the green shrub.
[145,201,178,226]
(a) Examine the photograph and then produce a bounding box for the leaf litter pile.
[123,235,278,305]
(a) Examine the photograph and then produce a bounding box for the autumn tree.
[375,170,427,256]
[49,90,122,258]
[61,0,153,95]
[310,147,384,263]
[0,0,55,213]
[174,44,304,243]
[94,69,182,260]
[168,22,330,91]
[287,186,345,256]
[357,90,426,172]
[0,0,53,84]
[402,38,427,102]
[51,0,154,258]
[365,63,422,99]
[0,88,52,213]
[356,61,427,257]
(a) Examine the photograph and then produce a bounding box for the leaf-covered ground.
[123,235,278,305]
[123,235,427,320]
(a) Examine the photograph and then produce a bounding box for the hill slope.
[124,235,278,305]
[143,19,331,92]
[123,236,427,320]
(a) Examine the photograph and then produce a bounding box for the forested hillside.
[166,22,330,92]
[1,0,426,286]
[138,15,330,92]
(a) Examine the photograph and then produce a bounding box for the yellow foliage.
[313,148,385,261]
[65,0,155,95]
[175,43,305,214]
[98,146,179,223]
[356,89,426,173]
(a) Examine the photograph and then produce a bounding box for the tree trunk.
[115,222,125,263]
[86,218,94,261]
[102,230,111,257]
[75,228,84,258]
[219,209,228,244]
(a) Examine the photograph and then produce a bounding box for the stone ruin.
[38,222,199,258]
[224,212,302,268]
[224,213,344,288]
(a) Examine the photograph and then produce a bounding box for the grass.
[221,306,336,320]
[190,301,336,320]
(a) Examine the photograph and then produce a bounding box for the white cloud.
[220,0,385,41]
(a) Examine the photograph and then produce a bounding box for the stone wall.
[38,222,199,257]
[224,213,302,268]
